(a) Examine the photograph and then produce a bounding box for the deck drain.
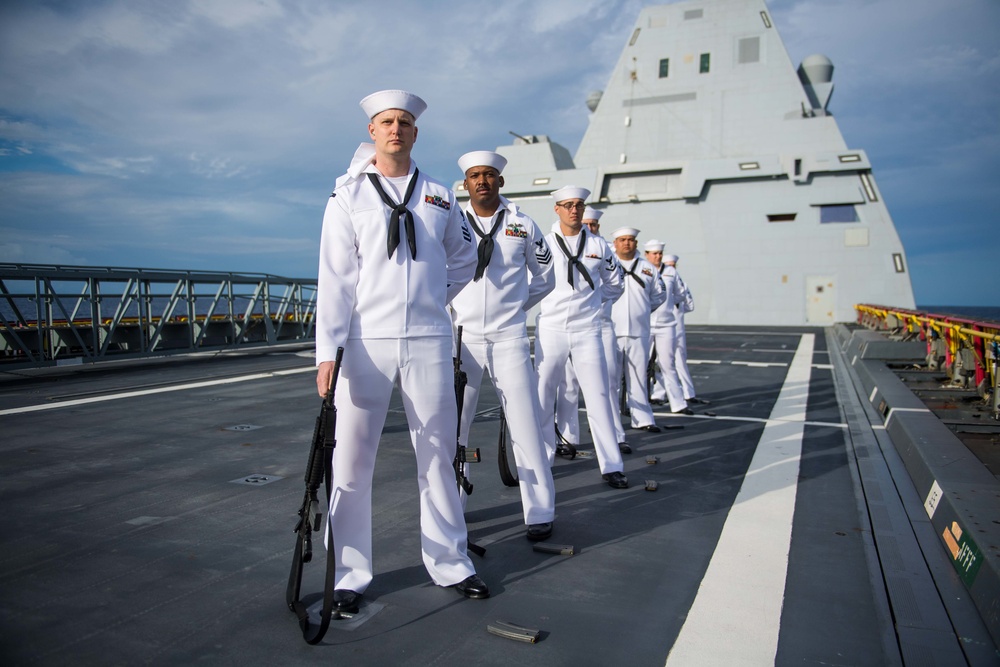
[226,424,262,431]
[230,473,282,486]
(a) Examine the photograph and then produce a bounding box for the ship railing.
[855,304,999,418]
[0,263,317,369]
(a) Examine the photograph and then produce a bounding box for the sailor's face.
[555,199,586,232]
[584,219,601,236]
[369,109,417,156]
[464,166,503,210]
[645,250,662,266]
[614,235,637,259]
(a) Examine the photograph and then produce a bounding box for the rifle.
[453,326,480,496]
[286,346,344,645]
[619,349,630,417]
[497,410,519,487]
[646,346,657,400]
[453,326,485,557]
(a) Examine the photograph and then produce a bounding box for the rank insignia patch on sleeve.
[534,239,552,265]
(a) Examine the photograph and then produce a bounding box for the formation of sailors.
[314,89,699,612]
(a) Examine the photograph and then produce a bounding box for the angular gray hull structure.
[456,0,915,325]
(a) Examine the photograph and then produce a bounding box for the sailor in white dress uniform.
[551,207,604,454]
[610,227,666,436]
[668,254,698,401]
[315,90,488,611]
[644,241,691,414]
[450,150,558,542]
[534,187,629,489]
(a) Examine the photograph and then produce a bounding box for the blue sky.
[1,0,997,306]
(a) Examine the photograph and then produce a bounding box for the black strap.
[466,209,505,281]
[625,259,645,287]
[553,233,594,290]
[367,169,420,259]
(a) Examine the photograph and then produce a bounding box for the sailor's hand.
[316,361,334,398]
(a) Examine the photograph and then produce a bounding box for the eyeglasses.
[557,202,587,211]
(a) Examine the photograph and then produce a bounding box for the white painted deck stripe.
[0,366,314,416]
[665,333,814,666]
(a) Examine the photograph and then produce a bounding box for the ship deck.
[1,326,997,666]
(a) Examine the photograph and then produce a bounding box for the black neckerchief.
[553,229,594,290]
[465,208,505,281]
[367,168,419,259]
[624,258,645,287]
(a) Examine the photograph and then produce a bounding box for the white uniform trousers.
[555,362,581,444]
[650,327,688,412]
[614,335,657,428]
[328,336,476,593]
[675,314,696,399]
[458,337,556,525]
[600,321,627,443]
[535,327,624,475]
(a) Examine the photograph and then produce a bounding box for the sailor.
[644,240,692,415]
[610,227,666,436]
[314,89,488,614]
[535,186,629,488]
[450,150,558,542]
[551,208,603,456]
[582,207,633,454]
[665,253,701,403]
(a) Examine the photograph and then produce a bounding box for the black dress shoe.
[637,424,661,433]
[650,398,665,405]
[673,407,694,415]
[526,522,553,541]
[618,442,632,454]
[687,397,710,405]
[602,471,629,488]
[333,589,361,614]
[450,574,490,599]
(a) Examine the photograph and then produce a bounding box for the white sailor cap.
[458,151,507,175]
[551,185,590,203]
[582,207,603,221]
[664,254,679,263]
[360,89,427,120]
[644,239,665,252]
[611,226,640,240]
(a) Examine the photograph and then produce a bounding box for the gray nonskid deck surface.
[0,328,985,665]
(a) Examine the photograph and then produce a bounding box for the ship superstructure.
[456,0,916,325]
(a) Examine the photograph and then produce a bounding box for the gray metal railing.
[0,263,317,368]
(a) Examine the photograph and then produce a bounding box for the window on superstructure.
[659,58,670,78]
[892,253,906,273]
[684,9,704,20]
[700,53,711,73]
[819,205,859,223]
[768,213,797,223]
